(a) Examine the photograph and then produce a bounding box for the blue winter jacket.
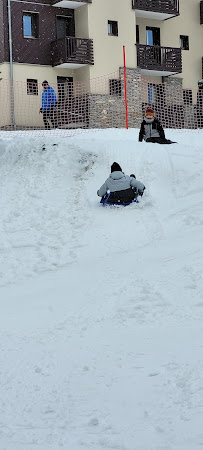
[42,86,57,110]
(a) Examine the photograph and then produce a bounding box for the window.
[57,76,73,102]
[23,13,39,38]
[180,35,189,50]
[108,21,118,36]
[183,89,192,105]
[27,79,38,95]
[136,25,140,44]
[146,27,160,46]
[56,16,75,39]
[109,79,121,96]
[146,29,153,45]
[148,84,155,104]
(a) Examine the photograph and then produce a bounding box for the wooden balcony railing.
[132,0,179,15]
[200,1,203,24]
[136,44,182,73]
[51,37,94,67]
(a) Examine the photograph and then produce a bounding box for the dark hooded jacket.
[139,117,165,142]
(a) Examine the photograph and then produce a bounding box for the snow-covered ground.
[0,128,203,450]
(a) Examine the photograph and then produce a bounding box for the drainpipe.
[7,0,15,128]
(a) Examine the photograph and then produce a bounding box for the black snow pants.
[146,137,176,144]
[102,188,136,204]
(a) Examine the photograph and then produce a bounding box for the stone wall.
[184,105,197,129]
[162,76,183,106]
[88,71,197,130]
[88,68,143,129]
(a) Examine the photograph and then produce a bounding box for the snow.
[0,128,203,450]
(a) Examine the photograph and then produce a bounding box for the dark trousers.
[102,188,136,204]
[146,137,176,144]
[43,105,57,130]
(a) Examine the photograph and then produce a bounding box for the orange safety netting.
[0,72,202,137]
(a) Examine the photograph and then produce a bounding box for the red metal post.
[123,45,128,130]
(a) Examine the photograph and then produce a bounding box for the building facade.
[0,0,202,128]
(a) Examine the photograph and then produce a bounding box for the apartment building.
[0,0,202,128]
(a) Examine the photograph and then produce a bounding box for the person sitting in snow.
[97,162,145,204]
[139,107,176,144]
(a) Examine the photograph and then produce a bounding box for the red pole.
[123,45,128,130]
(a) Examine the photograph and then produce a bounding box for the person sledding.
[139,107,176,144]
[97,162,145,205]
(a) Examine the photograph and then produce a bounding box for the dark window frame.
[23,11,39,39]
[57,76,73,102]
[146,26,161,46]
[27,79,38,95]
[180,35,189,50]
[56,14,75,39]
[108,20,118,37]
[148,83,155,104]
[136,24,140,44]
[109,79,121,96]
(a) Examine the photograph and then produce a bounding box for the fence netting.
[0,70,202,137]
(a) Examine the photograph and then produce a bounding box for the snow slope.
[0,128,203,450]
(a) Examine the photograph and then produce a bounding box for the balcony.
[52,0,91,8]
[51,37,94,68]
[132,0,179,20]
[136,44,182,76]
[201,1,203,24]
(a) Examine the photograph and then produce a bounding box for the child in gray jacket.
[139,107,176,144]
[97,162,145,204]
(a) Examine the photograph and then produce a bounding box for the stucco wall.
[163,0,203,90]
[136,0,203,91]
[87,0,137,79]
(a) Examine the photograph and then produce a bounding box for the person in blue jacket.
[40,80,57,129]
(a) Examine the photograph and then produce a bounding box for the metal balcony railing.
[51,37,94,66]
[132,0,179,16]
[136,44,182,73]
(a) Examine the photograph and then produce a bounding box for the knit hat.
[145,106,155,117]
[111,162,122,173]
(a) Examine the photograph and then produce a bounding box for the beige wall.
[0,64,12,127]
[136,0,203,91]
[81,0,202,94]
[136,17,161,45]
[1,0,203,127]
[75,3,89,38]
[3,0,202,93]
[87,0,137,80]
[163,0,202,90]
[0,63,76,127]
